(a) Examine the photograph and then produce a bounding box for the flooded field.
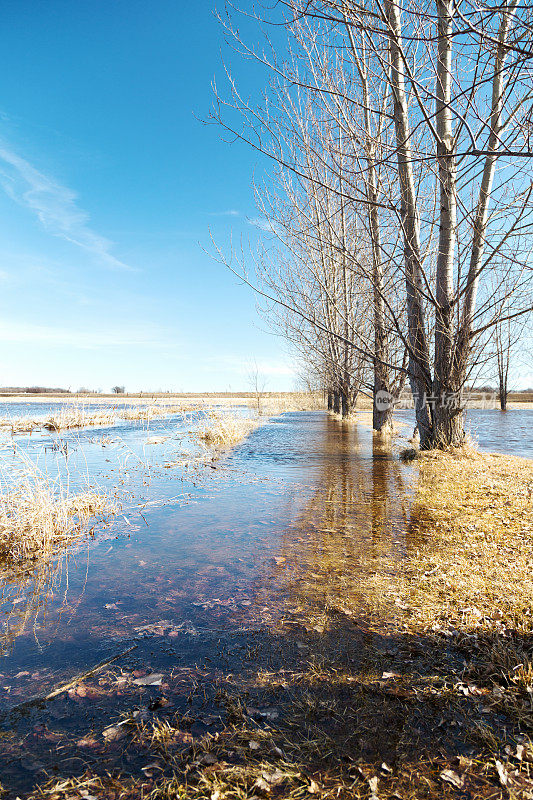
[0,405,531,797]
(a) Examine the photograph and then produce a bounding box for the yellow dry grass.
[119,403,189,421]
[0,486,111,564]
[0,417,41,434]
[258,391,325,413]
[402,448,533,633]
[194,412,258,449]
[0,402,193,434]
[0,453,115,568]
[43,407,116,431]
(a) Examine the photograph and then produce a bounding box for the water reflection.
[258,416,413,626]
[0,549,73,656]
[0,407,529,703]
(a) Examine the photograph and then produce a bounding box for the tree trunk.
[341,392,348,417]
[333,391,341,414]
[432,401,465,447]
[373,392,394,433]
[327,390,333,411]
[500,387,508,411]
[432,0,464,448]
[343,18,392,435]
[384,0,433,448]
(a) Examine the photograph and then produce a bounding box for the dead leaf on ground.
[132,672,163,686]
[440,769,464,789]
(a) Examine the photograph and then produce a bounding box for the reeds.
[0,448,116,653]
[194,412,257,449]
[0,452,115,567]
[0,484,110,563]
[0,401,192,435]
[252,392,325,414]
[43,407,116,431]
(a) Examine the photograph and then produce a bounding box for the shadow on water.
[0,412,527,797]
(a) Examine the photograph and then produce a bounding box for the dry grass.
[0,401,193,435]
[258,391,325,414]
[120,403,189,421]
[194,412,258,449]
[403,448,533,633]
[43,407,116,431]
[0,485,111,563]
[0,416,41,434]
[0,455,115,567]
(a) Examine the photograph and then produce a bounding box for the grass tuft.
[0,455,115,567]
[194,412,257,449]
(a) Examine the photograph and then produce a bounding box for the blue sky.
[0,1,296,392]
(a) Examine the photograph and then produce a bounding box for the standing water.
[0,407,529,794]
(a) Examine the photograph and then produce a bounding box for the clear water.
[394,408,533,459]
[0,405,529,794]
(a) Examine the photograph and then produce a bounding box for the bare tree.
[247,361,267,415]
[212,0,533,447]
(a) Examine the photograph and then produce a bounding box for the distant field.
[0,390,530,409]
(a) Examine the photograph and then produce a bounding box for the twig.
[45,644,138,700]
[4,644,137,718]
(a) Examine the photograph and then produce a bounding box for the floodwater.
[0,405,530,795]
[395,407,533,459]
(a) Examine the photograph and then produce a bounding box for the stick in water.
[45,644,138,700]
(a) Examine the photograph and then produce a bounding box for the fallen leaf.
[495,760,509,787]
[132,673,163,686]
[262,769,285,785]
[253,777,271,795]
[440,769,464,789]
[76,737,99,749]
[199,752,218,766]
[102,725,127,742]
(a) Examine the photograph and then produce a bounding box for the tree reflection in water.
[258,416,414,628]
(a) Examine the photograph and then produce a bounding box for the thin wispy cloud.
[0,319,171,349]
[0,144,135,272]
[208,209,240,217]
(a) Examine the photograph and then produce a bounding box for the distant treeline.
[0,387,71,394]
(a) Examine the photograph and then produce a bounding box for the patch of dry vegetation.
[43,407,116,432]
[194,412,258,449]
[0,458,115,569]
[403,449,533,633]
[258,391,325,414]
[0,417,41,435]
[120,403,189,421]
[0,401,193,436]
